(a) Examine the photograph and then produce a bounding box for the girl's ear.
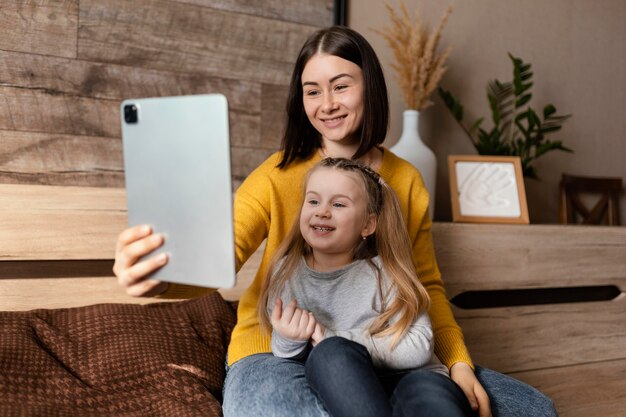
[361,214,377,239]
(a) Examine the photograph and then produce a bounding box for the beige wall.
[350,0,625,224]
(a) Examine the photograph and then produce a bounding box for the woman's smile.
[301,54,364,151]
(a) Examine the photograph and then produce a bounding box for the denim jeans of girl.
[223,344,557,417]
[304,337,473,417]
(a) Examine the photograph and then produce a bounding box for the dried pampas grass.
[375,1,452,111]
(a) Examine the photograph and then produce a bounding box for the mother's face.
[301,54,364,148]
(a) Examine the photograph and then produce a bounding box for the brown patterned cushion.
[0,292,236,417]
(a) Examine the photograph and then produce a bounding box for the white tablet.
[120,94,235,288]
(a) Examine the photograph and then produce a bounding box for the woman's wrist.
[450,361,475,376]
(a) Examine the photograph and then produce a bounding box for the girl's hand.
[450,362,492,417]
[270,298,317,341]
[113,225,169,297]
[311,322,325,346]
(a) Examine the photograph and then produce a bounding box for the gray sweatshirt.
[270,257,447,374]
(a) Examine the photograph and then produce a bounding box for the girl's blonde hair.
[258,157,430,349]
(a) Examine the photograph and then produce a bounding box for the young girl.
[114,26,557,417]
[259,157,472,417]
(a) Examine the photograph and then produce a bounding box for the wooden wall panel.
[0,0,333,187]
[261,84,289,150]
[0,130,123,187]
[0,86,119,137]
[77,0,317,85]
[0,0,78,58]
[0,1,330,187]
[173,0,334,27]
[0,50,261,110]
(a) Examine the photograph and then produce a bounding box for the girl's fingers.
[298,309,311,329]
[290,305,303,327]
[271,298,283,323]
[305,312,316,335]
[281,299,298,323]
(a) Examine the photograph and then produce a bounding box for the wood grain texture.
[0,86,119,137]
[433,222,626,295]
[0,1,332,187]
[0,0,78,58]
[0,277,172,310]
[0,184,126,260]
[261,84,288,149]
[0,49,261,111]
[171,0,334,27]
[431,222,626,377]
[77,0,318,85]
[453,298,626,373]
[230,147,275,183]
[510,359,626,417]
[0,130,124,187]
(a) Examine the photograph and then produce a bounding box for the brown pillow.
[0,292,237,417]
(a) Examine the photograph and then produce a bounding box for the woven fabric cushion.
[0,292,236,417]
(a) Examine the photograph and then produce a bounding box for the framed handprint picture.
[448,155,529,224]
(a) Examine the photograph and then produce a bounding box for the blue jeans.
[223,349,558,417]
[474,366,557,417]
[305,337,473,417]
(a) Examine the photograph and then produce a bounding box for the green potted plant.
[438,53,572,179]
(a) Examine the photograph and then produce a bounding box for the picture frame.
[448,155,529,224]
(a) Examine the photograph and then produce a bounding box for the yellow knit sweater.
[162,149,473,369]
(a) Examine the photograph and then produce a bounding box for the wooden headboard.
[0,183,253,309]
[2,183,625,416]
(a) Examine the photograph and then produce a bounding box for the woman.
[113,26,556,417]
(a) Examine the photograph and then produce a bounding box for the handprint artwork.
[456,162,521,217]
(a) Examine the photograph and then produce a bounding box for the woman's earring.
[361,235,367,240]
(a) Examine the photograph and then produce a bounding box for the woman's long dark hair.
[277,26,389,169]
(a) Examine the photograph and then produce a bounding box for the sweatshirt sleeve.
[268,282,309,359]
[271,330,309,359]
[324,312,434,370]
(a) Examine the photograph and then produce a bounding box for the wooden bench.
[1,183,625,416]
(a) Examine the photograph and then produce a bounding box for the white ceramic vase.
[391,110,437,217]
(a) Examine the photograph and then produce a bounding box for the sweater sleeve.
[409,185,474,369]
[325,312,434,370]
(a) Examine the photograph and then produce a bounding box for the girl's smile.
[300,167,376,271]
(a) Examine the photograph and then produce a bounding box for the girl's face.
[301,54,365,151]
[300,168,376,267]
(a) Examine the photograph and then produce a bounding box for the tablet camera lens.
[124,104,138,124]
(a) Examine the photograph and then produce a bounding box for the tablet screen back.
[121,94,235,288]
